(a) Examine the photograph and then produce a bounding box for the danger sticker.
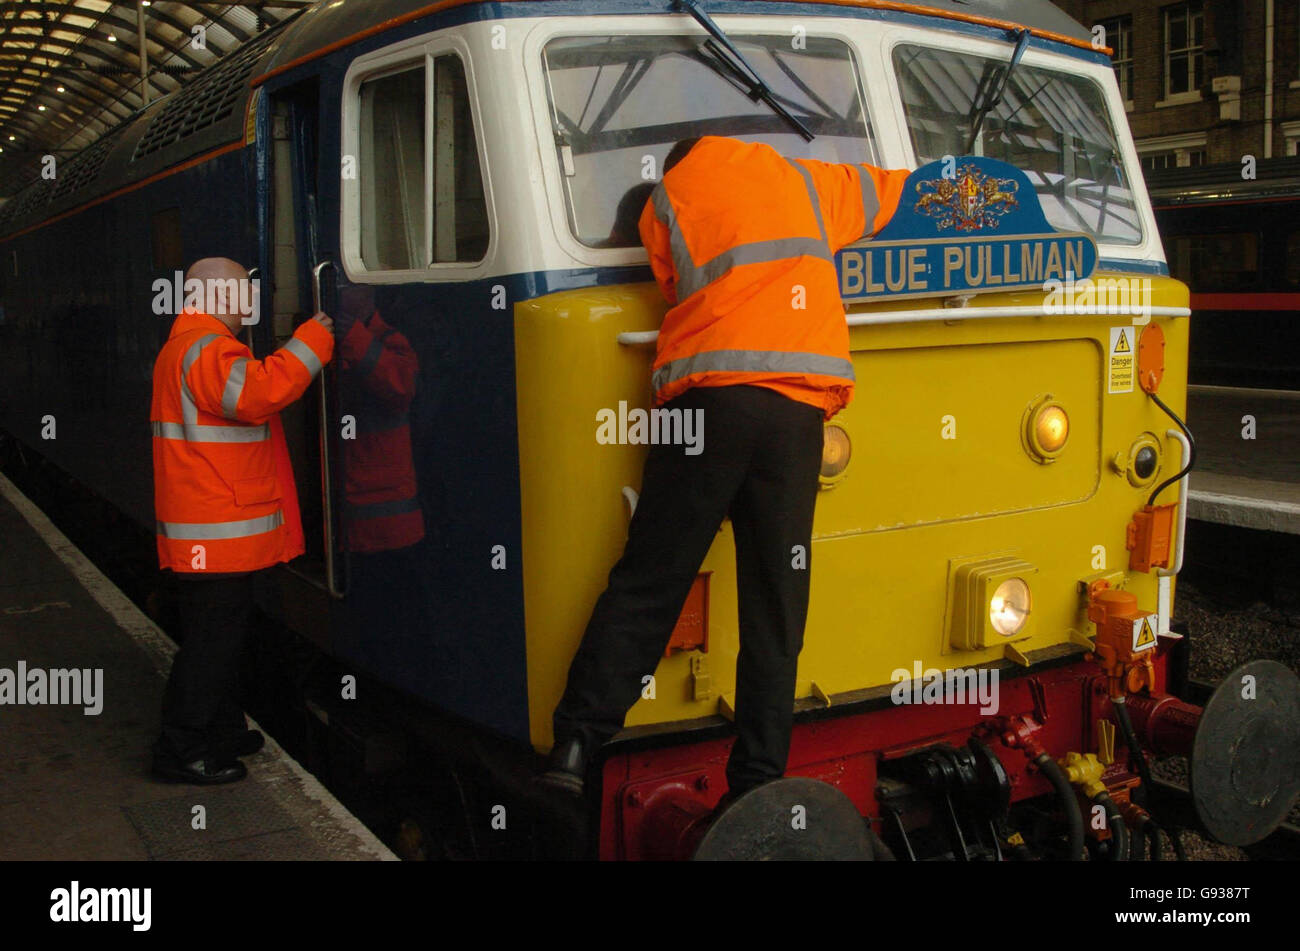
[1108,327,1135,394]
[1132,614,1158,652]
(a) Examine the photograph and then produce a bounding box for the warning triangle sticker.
[1133,615,1156,651]
[1113,329,1131,353]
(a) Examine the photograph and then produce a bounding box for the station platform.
[1186,386,1300,534]
[0,473,395,861]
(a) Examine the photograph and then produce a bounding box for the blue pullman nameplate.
[836,157,1099,303]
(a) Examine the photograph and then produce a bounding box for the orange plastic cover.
[1126,504,1177,573]
[1139,324,1166,394]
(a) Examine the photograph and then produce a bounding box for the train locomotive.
[1,0,1298,860]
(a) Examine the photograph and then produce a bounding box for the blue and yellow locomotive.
[1,0,1296,860]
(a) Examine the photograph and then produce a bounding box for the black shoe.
[536,737,586,796]
[152,756,248,785]
[212,729,265,758]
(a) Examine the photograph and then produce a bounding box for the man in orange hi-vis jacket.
[150,256,334,784]
[543,136,909,801]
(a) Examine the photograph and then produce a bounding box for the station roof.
[0,1,312,199]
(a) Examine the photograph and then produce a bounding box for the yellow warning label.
[1131,615,1157,652]
[1108,327,1134,394]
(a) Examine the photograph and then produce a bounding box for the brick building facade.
[1050,1,1300,168]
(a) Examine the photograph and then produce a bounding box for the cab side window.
[356,51,488,273]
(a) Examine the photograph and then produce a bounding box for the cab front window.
[541,34,878,248]
[892,43,1143,246]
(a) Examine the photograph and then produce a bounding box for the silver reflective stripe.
[682,237,834,301]
[180,333,221,425]
[347,496,419,520]
[787,160,828,244]
[152,420,270,443]
[221,358,248,419]
[182,334,220,376]
[652,349,855,392]
[651,183,697,299]
[156,510,283,540]
[857,166,881,240]
[651,164,835,302]
[283,336,322,377]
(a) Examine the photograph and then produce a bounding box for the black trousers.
[155,571,257,763]
[553,385,824,794]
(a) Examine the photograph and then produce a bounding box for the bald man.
[150,257,334,784]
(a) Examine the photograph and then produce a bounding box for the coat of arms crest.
[913,164,1020,232]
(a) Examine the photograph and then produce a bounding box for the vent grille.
[0,180,53,230]
[131,30,277,161]
[49,129,123,203]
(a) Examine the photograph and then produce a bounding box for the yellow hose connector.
[1058,751,1107,799]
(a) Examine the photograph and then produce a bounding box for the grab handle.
[312,261,347,599]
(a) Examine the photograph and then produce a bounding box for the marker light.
[1134,445,1158,480]
[990,578,1031,637]
[1023,396,1069,463]
[820,424,851,483]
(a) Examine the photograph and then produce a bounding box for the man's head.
[186,257,254,333]
[663,137,703,175]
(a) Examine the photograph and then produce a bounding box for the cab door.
[256,76,347,645]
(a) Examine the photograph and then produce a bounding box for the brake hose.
[1095,791,1129,861]
[1036,753,1085,861]
[1113,697,1186,861]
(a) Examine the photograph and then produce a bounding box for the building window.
[1164,2,1205,98]
[1098,16,1134,103]
[1167,233,1259,291]
[1138,132,1207,169]
[1282,121,1300,156]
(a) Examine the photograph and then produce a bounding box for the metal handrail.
[1158,428,1191,578]
[245,266,260,357]
[312,259,346,599]
[617,304,1192,345]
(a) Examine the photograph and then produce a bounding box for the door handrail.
[312,260,346,599]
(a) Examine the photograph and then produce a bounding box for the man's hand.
[312,312,334,334]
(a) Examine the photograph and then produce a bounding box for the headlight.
[949,556,1038,650]
[820,424,851,484]
[990,578,1032,637]
[1023,396,1069,463]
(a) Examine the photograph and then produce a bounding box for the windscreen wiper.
[965,28,1032,153]
[676,0,815,142]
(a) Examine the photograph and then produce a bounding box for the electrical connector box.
[1126,503,1176,573]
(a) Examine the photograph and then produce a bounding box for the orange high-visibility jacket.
[639,136,910,418]
[339,311,424,553]
[150,310,334,573]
